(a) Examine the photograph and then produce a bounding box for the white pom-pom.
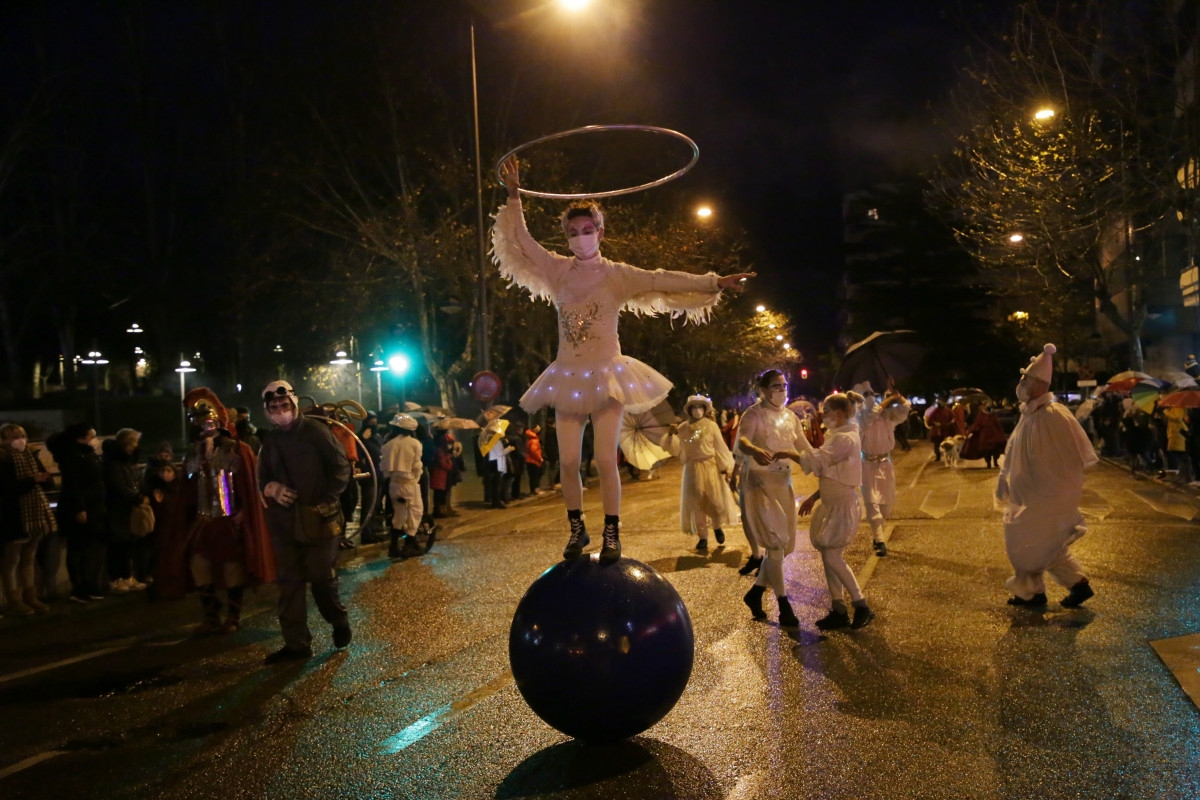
[1044,343,1057,355]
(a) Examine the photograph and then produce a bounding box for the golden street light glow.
[783,343,791,350]
[775,334,783,341]
[1034,108,1055,120]
[1009,310,1030,323]
[560,0,591,10]
[696,206,713,218]
[1009,233,1024,243]
[756,305,766,313]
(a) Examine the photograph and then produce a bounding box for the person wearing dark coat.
[103,429,149,593]
[47,423,108,602]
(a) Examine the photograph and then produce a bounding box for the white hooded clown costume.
[853,381,911,546]
[380,414,424,536]
[996,344,1098,602]
[660,395,739,544]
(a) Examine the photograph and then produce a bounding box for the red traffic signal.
[800,368,809,379]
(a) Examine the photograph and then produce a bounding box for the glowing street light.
[1034,108,1056,121]
[755,305,766,313]
[330,350,354,366]
[388,354,412,405]
[126,323,144,334]
[696,206,713,219]
[369,359,389,409]
[175,360,197,443]
[1009,233,1024,243]
[775,334,784,341]
[559,0,591,9]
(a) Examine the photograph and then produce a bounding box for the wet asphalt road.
[2,447,1199,799]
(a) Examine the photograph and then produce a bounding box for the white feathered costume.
[491,198,724,417]
[996,344,1098,599]
[660,395,739,537]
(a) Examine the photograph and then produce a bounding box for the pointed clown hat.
[1021,343,1056,384]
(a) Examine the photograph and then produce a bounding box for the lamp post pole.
[175,360,196,444]
[471,20,490,373]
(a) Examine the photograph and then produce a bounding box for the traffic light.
[800,368,809,380]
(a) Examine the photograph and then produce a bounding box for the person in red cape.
[157,388,274,634]
[960,399,1008,468]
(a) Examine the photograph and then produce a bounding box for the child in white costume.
[379,414,424,558]
[492,157,753,562]
[734,370,806,628]
[661,395,739,551]
[854,380,911,557]
[783,391,876,630]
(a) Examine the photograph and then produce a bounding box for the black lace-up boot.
[563,510,589,559]
[599,514,621,563]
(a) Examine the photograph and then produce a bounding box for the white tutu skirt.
[809,479,862,551]
[520,355,672,417]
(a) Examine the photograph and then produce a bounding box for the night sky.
[1,0,976,364]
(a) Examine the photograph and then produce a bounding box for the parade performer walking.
[157,388,274,634]
[492,156,753,562]
[926,396,956,461]
[782,390,875,630]
[660,395,739,552]
[854,380,910,557]
[996,344,1098,608]
[379,414,425,559]
[734,371,806,628]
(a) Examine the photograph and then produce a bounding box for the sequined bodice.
[555,261,620,364]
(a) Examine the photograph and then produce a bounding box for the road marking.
[1126,487,1200,521]
[378,671,514,753]
[0,646,128,685]
[0,751,65,781]
[856,523,894,588]
[919,489,960,519]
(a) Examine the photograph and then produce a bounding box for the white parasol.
[619,400,676,471]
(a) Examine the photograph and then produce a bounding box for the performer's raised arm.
[490,157,566,304]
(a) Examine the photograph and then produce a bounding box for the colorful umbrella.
[1104,370,1156,392]
[1159,390,1200,409]
[1128,380,1162,414]
[479,419,510,455]
[476,405,513,426]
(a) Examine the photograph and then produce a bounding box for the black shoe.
[738,555,763,576]
[1060,581,1094,608]
[264,646,312,664]
[777,596,799,628]
[423,525,438,553]
[1007,593,1048,607]
[713,528,725,545]
[743,585,767,620]
[851,604,875,629]
[695,538,708,552]
[873,540,887,557]
[333,624,353,649]
[563,513,589,559]
[815,609,851,630]
[600,515,621,563]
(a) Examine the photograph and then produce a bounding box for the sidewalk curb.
[1097,455,1200,499]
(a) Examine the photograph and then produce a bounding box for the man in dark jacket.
[47,423,107,602]
[258,380,352,664]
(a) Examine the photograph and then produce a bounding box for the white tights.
[754,548,787,596]
[820,547,864,607]
[557,398,624,515]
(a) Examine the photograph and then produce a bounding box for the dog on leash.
[939,435,966,467]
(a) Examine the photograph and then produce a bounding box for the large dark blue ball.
[509,555,694,743]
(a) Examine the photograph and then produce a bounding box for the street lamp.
[330,349,361,405]
[369,359,388,409]
[1009,233,1024,243]
[755,305,766,313]
[126,323,144,334]
[79,350,109,430]
[1034,107,1056,121]
[388,353,411,406]
[469,1,590,374]
[175,359,197,443]
[696,206,713,219]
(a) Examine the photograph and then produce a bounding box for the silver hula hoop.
[495,124,700,200]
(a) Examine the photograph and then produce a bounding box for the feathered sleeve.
[612,262,723,325]
[490,198,567,304]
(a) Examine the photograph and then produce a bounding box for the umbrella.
[1159,390,1200,409]
[403,401,423,411]
[948,387,985,397]
[479,419,510,455]
[432,417,481,430]
[619,400,677,471]
[476,405,513,426]
[833,330,925,390]
[1104,370,1156,392]
[1129,380,1163,414]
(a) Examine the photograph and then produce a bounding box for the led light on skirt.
[509,555,694,742]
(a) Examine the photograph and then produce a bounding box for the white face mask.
[268,409,296,428]
[568,233,600,260]
[690,407,705,420]
[10,438,27,452]
[765,388,787,408]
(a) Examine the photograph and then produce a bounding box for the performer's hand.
[153,489,164,503]
[775,449,802,463]
[717,273,756,291]
[995,475,1009,503]
[500,156,520,198]
[667,424,678,435]
[798,494,818,517]
[264,481,298,507]
[751,449,772,467]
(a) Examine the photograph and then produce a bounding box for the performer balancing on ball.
[492,156,754,562]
